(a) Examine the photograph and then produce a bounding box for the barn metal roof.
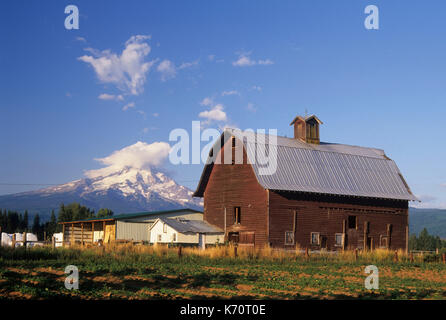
[193,128,418,201]
[151,217,223,234]
[59,208,202,224]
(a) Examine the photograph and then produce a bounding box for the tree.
[23,210,29,231]
[32,214,41,238]
[6,211,19,234]
[409,228,446,251]
[44,210,58,237]
[97,208,114,218]
[57,202,95,222]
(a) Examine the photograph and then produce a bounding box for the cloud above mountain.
[85,141,171,178]
[199,104,227,123]
[232,52,274,67]
[78,35,155,95]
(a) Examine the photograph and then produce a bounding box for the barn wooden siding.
[204,138,268,247]
[268,191,408,250]
[202,135,409,250]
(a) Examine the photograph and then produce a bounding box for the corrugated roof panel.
[157,218,223,234]
[228,129,417,201]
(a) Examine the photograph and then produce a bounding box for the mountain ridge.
[0,167,202,220]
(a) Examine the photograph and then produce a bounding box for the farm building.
[149,217,224,246]
[59,208,203,245]
[193,115,418,251]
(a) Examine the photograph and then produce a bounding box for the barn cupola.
[290,114,323,144]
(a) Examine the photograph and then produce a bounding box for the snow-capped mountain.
[0,167,202,219]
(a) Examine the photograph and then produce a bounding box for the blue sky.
[1,0,446,208]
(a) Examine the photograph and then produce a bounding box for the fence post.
[410,252,414,263]
[354,248,358,261]
[234,246,238,258]
[305,248,309,259]
[52,236,56,249]
[394,250,398,262]
[442,253,445,265]
[178,245,182,258]
[12,234,16,249]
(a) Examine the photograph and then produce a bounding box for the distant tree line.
[409,228,446,251]
[0,202,113,240]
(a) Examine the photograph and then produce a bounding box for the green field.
[0,245,445,300]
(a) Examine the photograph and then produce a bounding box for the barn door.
[239,231,255,246]
[228,232,239,244]
[104,224,115,243]
[345,215,358,249]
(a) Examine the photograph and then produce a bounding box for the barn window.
[311,232,320,245]
[157,234,162,242]
[163,223,167,233]
[234,207,241,224]
[231,136,236,148]
[172,233,176,242]
[335,233,343,247]
[285,231,294,245]
[348,216,357,229]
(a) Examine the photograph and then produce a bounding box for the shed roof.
[151,217,223,234]
[193,128,418,201]
[59,208,203,224]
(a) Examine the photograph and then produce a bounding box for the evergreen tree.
[32,214,41,238]
[46,210,58,236]
[23,210,29,231]
[97,208,114,218]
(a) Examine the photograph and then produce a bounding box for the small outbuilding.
[59,208,203,246]
[149,217,224,247]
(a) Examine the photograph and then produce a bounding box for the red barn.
[193,115,418,251]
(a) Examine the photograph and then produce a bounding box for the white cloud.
[200,97,214,107]
[199,104,227,122]
[232,53,274,67]
[222,90,239,96]
[75,36,86,42]
[122,102,135,111]
[258,59,274,65]
[78,35,154,95]
[152,113,159,117]
[233,54,256,67]
[85,141,171,178]
[98,93,124,101]
[157,59,177,81]
[178,60,198,70]
[251,85,262,92]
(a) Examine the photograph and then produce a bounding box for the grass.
[0,244,445,300]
